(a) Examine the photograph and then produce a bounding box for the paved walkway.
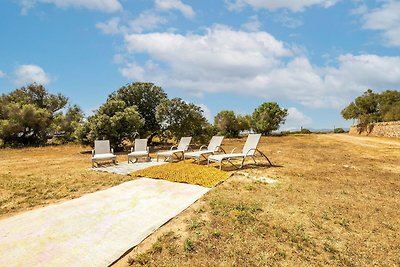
[90,160,168,175]
[0,178,210,267]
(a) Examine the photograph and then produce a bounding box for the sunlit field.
[1,134,399,266]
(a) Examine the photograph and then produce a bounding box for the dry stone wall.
[349,121,400,138]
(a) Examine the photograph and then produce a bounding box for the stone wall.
[349,121,400,138]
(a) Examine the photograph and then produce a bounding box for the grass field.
[1,134,399,265]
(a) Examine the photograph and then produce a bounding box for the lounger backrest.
[134,139,148,152]
[95,140,111,155]
[177,137,192,151]
[207,136,224,151]
[242,134,261,155]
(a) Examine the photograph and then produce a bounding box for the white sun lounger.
[208,134,272,170]
[92,140,117,167]
[157,137,192,162]
[184,136,225,163]
[128,139,150,163]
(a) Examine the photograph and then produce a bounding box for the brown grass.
[0,145,135,218]
[1,135,399,266]
[114,134,400,266]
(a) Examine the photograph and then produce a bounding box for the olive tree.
[252,102,288,135]
[156,98,210,142]
[82,99,144,150]
[0,83,75,146]
[108,82,167,142]
[214,110,240,137]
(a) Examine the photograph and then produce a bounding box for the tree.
[83,99,144,150]
[237,114,252,132]
[108,82,167,142]
[53,105,85,143]
[214,110,240,137]
[252,102,288,135]
[0,83,72,146]
[341,89,400,124]
[156,98,209,142]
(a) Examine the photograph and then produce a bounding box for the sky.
[1,0,400,131]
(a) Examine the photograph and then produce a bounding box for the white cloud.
[96,17,124,35]
[0,70,5,78]
[129,10,168,33]
[241,15,261,32]
[280,107,312,131]
[274,11,303,28]
[225,0,338,12]
[197,104,213,122]
[14,64,51,86]
[20,0,122,14]
[360,1,400,47]
[97,11,167,35]
[119,26,400,109]
[155,0,195,18]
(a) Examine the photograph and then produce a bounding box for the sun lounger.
[208,134,272,170]
[92,140,117,167]
[128,139,150,163]
[157,137,192,162]
[184,136,225,163]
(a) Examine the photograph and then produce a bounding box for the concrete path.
[0,178,210,267]
[91,160,168,175]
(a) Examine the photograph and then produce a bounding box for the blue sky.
[1,0,400,130]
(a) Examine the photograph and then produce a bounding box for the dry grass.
[1,135,399,266]
[115,134,400,267]
[129,160,233,187]
[0,145,135,218]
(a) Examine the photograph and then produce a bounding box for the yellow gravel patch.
[129,161,233,188]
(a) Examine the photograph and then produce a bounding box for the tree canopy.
[0,83,82,146]
[252,102,288,135]
[341,89,400,124]
[156,98,210,142]
[214,110,240,137]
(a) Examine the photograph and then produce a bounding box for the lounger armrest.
[92,150,95,156]
[230,147,238,154]
[170,145,177,151]
[199,145,207,151]
[147,147,150,153]
[244,148,257,157]
[184,145,191,151]
[131,147,134,152]
[215,146,226,153]
[111,148,114,154]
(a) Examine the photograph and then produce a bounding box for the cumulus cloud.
[155,0,195,18]
[14,64,51,86]
[225,0,338,12]
[281,107,312,131]
[0,70,5,78]
[360,1,400,47]
[19,0,122,14]
[119,25,400,109]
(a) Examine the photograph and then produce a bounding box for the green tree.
[341,89,400,124]
[109,82,167,142]
[237,114,252,132]
[83,99,144,150]
[0,83,73,146]
[156,98,209,142]
[252,102,288,135]
[53,105,85,143]
[214,110,240,137]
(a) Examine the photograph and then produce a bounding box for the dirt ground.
[113,134,400,266]
[1,134,399,266]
